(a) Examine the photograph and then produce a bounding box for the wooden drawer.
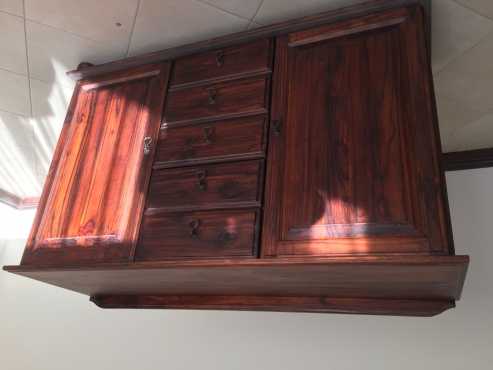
[164,77,269,123]
[155,115,267,167]
[147,160,263,211]
[136,210,259,260]
[170,39,273,87]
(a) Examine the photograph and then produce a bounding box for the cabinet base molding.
[4,255,468,316]
[90,295,454,317]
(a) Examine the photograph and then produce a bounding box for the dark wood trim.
[144,202,262,214]
[90,295,455,317]
[160,110,269,129]
[3,254,470,272]
[443,148,493,171]
[153,152,265,170]
[286,10,408,47]
[81,69,162,91]
[0,188,39,209]
[169,68,272,91]
[4,254,467,317]
[66,0,430,81]
[162,109,269,127]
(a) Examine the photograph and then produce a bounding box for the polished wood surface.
[5,0,468,316]
[136,209,259,260]
[262,6,450,257]
[22,63,171,265]
[170,38,273,88]
[164,76,270,124]
[147,160,263,211]
[90,295,455,316]
[4,254,468,315]
[155,115,267,168]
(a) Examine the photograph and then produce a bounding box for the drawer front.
[136,210,258,259]
[170,39,273,87]
[164,77,268,123]
[148,161,263,210]
[156,115,266,166]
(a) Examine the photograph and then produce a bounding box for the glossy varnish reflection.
[136,209,260,260]
[22,63,171,265]
[262,6,450,257]
[147,160,264,211]
[4,0,469,316]
[155,115,268,168]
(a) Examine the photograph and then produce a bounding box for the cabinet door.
[262,7,451,257]
[22,63,170,265]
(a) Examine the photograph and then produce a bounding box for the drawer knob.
[207,88,217,105]
[203,126,214,144]
[143,136,153,155]
[272,119,282,136]
[189,219,201,239]
[218,230,235,242]
[216,51,224,67]
[196,170,207,191]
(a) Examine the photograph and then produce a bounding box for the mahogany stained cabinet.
[4,0,469,316]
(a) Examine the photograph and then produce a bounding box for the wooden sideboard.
[4,0,469,316]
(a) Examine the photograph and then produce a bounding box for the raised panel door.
[262,7,451,256]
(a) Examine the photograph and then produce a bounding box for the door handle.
[143,136,153,155]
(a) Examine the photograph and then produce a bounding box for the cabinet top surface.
[68,0,429,81]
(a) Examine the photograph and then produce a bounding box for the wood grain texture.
[4,0,467,317]
[262,6,450,257]
[164,76,270,124]
[147,160,263,211]
[4,254,468,302]
[170,38,273,88]
[136,209,259,260]
[90,295,455,316]
[155,115,267,168]
[22,63,171,266]
[66,1,431,81]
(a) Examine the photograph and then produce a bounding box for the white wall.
[0,168,491,370]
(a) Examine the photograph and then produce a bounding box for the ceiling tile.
[128,0,249,56]
[452,112,493,151]
[0,12,27,75]
[0,111,32,153]
[24,0,139,52]
[431,0,493,74]
[198,0,263,20]
[456,0,493,20]
[435,30,493,114]
[435,94,486,152]
[30,78,74,180]
[248,21,263,30]
[254,0,363,25]
[0,110,40,197]
[0,69,30,116]
[0,0,23,16]
[26,21,126,87]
